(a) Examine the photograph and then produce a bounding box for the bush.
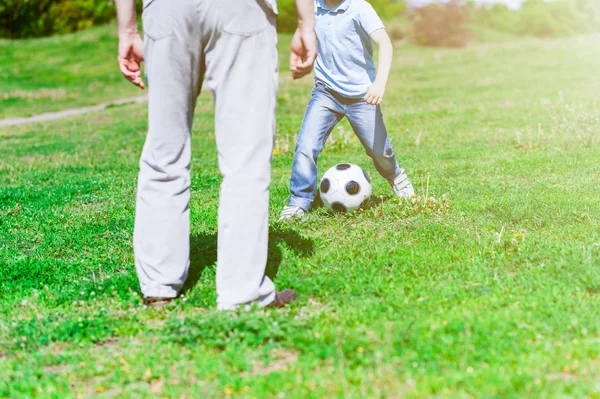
[0,0,139,39]
[411,0,471,47]
[386,18,411,42]
[276,0,298,34]
[1,0,51,38]
[366,0,405,20]
[1,0,406,39]
[46,0,117,36]
[276,0,405,33]
[472,0,600,38]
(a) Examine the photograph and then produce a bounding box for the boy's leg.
[134,0,203,300]
[288,86,344,211]
[203,3,279,309]
[346,101,403,179]
[346,101,414,197]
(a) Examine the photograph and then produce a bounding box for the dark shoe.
[267,289,297,308]
[143,297,174,308]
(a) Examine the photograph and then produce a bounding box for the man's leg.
[134,0,203,299]
[203,2,279,309]
[287,86,344,212]
[345,101,402,180]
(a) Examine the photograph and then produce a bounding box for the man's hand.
[290,26,317,80]
[364,81,385,105]
[118,32,145,89]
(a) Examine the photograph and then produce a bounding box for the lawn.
[0,25,298,120]
[1,25,600,398]
[0,26,141,119]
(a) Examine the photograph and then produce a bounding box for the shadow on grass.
[362,194,396,210]
[313,190,396,213]
[181,227,314,294]
[311,192,325,211]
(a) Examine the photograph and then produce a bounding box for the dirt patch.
[0,95,147,128]
[0,204,21,217]
[145,319,167,328]
[43,363,67,374]
[94,337,120,348]
[296,298,330,319]
[41,342,69,356]
[241,348,298,377]
[546,372,577,382]
[2,88,68,101]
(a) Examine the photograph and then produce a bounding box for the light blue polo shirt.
[314,0,385,98]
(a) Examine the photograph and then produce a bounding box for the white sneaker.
[388,171,415,199]
[279,205,306,221]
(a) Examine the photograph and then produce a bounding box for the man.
[115,0,317,309]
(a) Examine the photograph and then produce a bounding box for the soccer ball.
[319,163,372,213]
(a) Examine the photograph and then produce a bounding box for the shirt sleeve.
[358,2,385,35]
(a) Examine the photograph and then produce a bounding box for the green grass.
[1,26,600,398]
[0,24,299,120]
[0,21,519,120]
[0,25,144,119]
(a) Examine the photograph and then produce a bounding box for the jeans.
[288,83,403,211]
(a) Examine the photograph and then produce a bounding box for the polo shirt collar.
[316,0,352,13]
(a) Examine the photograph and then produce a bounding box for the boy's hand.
[364,82,385,105]
[118,31,145,89]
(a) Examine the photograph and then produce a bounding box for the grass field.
[0,26,144,119]
[1,24,600,398]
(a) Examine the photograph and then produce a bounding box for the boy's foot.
[279,205,306,220]
[267,289,298,308]
[388,171,415,199]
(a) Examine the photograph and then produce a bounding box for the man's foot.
[143,297,174,308]
[279,205,306,221]
[267,289,297,308]
[388,171,414,199]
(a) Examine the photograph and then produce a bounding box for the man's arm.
[290,0,317,80]
[364,28,392,105]
[115,0,145,89]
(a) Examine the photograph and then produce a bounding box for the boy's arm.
[115,0,145,89]
[364,28,393,106]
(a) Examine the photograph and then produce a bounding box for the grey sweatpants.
[134,0,278,309]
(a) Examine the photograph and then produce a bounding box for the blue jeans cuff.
[385,165,404,181]
[288,195,312,212]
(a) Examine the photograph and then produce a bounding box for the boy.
[280,0,414,220]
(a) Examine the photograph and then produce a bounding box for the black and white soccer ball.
[319,163,372,213]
